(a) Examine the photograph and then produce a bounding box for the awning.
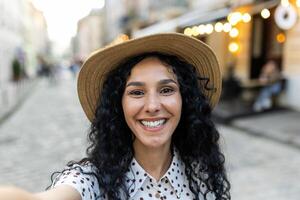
[133,0,280,37]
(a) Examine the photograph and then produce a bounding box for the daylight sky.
[31,0,105,52]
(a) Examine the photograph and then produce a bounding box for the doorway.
[250,8,283,79]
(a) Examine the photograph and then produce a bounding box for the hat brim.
[78,33,221,122]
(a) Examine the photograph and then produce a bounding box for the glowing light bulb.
[229,28,239,38]
[281,0,290,7]
[184,27,193,36]
[223,22,232,32]
[242,13,251,23]
[228,12,242,25]
[229,42,239,53]
[261,9,271,19]
[214,22,223,32]
[192,26,199,36]
[198,24,206,35]
[205,24,214,34]
[276,33,286,43]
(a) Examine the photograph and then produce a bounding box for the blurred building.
[23,0,50,77]
[0,0,24,86]
[103,0,128,43]
[73,9,104,60]
[71,0,300,110]
[0,0,49,116]
[103,0,189,43]
[129,0,300,111]
[0,0,49,82]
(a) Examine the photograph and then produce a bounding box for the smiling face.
[122,57,182,151]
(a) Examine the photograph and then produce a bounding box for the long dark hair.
[56,52,230,199]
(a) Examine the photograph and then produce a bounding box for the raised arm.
[0,185,81,200]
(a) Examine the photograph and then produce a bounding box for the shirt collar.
[125,149,186,198]
[125,158,148,197]
[163,149,185,198]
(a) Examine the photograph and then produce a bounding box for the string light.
[192,26,199,36]
[198,24,206,35]
[229,28,239,38]
[205,24,214,34]
[261,8,271,19]
[184,27,193,36]
[228,12,243,25]
[281,0,290,7]
[214,22,223,32]
[229,42,239,53]
[223,22,232,32]
[242,13,251,23]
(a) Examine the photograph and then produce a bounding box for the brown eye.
[160,87,174,95]
[128,90,144,96]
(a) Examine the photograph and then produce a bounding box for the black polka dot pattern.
[51,164,101,200]
[124,149,195,199]
[51,149,196,199]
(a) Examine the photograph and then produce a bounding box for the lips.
[139,118,168,131]
[140,119,166,128]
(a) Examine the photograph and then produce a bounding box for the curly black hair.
[57,52,230,200]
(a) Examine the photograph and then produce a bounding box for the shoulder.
[51,163,101,200]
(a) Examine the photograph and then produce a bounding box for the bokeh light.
[229,28,239,38]
[214,22,223,32]
[229,42,239,53]
[205,24,214,34]
[228,12,242,25]
[223,22,232,32]
[276,33,286,43]
[198,24,206,35]
[242,13,252,23]
[184,27,193,36]
[281,0,290,7]
[261,9,271,19]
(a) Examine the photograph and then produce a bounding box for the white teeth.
[141,119,165,128]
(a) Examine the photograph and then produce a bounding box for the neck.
[133,143,172,181]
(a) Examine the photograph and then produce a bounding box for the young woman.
[0,33,230,200]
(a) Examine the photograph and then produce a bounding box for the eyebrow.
[126,79,178,87]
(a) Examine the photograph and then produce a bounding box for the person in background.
[0,33,230,200]
[253,60,283,112]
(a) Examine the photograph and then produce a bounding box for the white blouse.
[51,150,214,200]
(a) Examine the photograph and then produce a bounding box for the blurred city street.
[0,78,299,199]
[1,1,300,199]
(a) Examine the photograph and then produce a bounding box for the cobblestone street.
[0,79,299,199]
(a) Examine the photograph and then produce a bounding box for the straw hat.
[78,33,221,122]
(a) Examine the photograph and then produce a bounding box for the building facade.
[131,0,300,111]
[0,0,24,85]
[0,0,49,115]
[73,9,104,60]
[23,0,50,77]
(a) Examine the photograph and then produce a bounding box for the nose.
[144,92,161,114]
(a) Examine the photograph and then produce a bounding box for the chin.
[142,138,171,149]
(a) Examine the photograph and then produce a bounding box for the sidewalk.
[0,78,39,125]
[0,79,88,191]
[230,109,300,148]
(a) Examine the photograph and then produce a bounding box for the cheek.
[164,95,182,116]
[122,97,141,120]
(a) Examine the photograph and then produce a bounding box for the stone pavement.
[219,125,300,200]
[0,79,38,124]
[0,79,90,192]
[231,109,300,148]
[0,79,299,199]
